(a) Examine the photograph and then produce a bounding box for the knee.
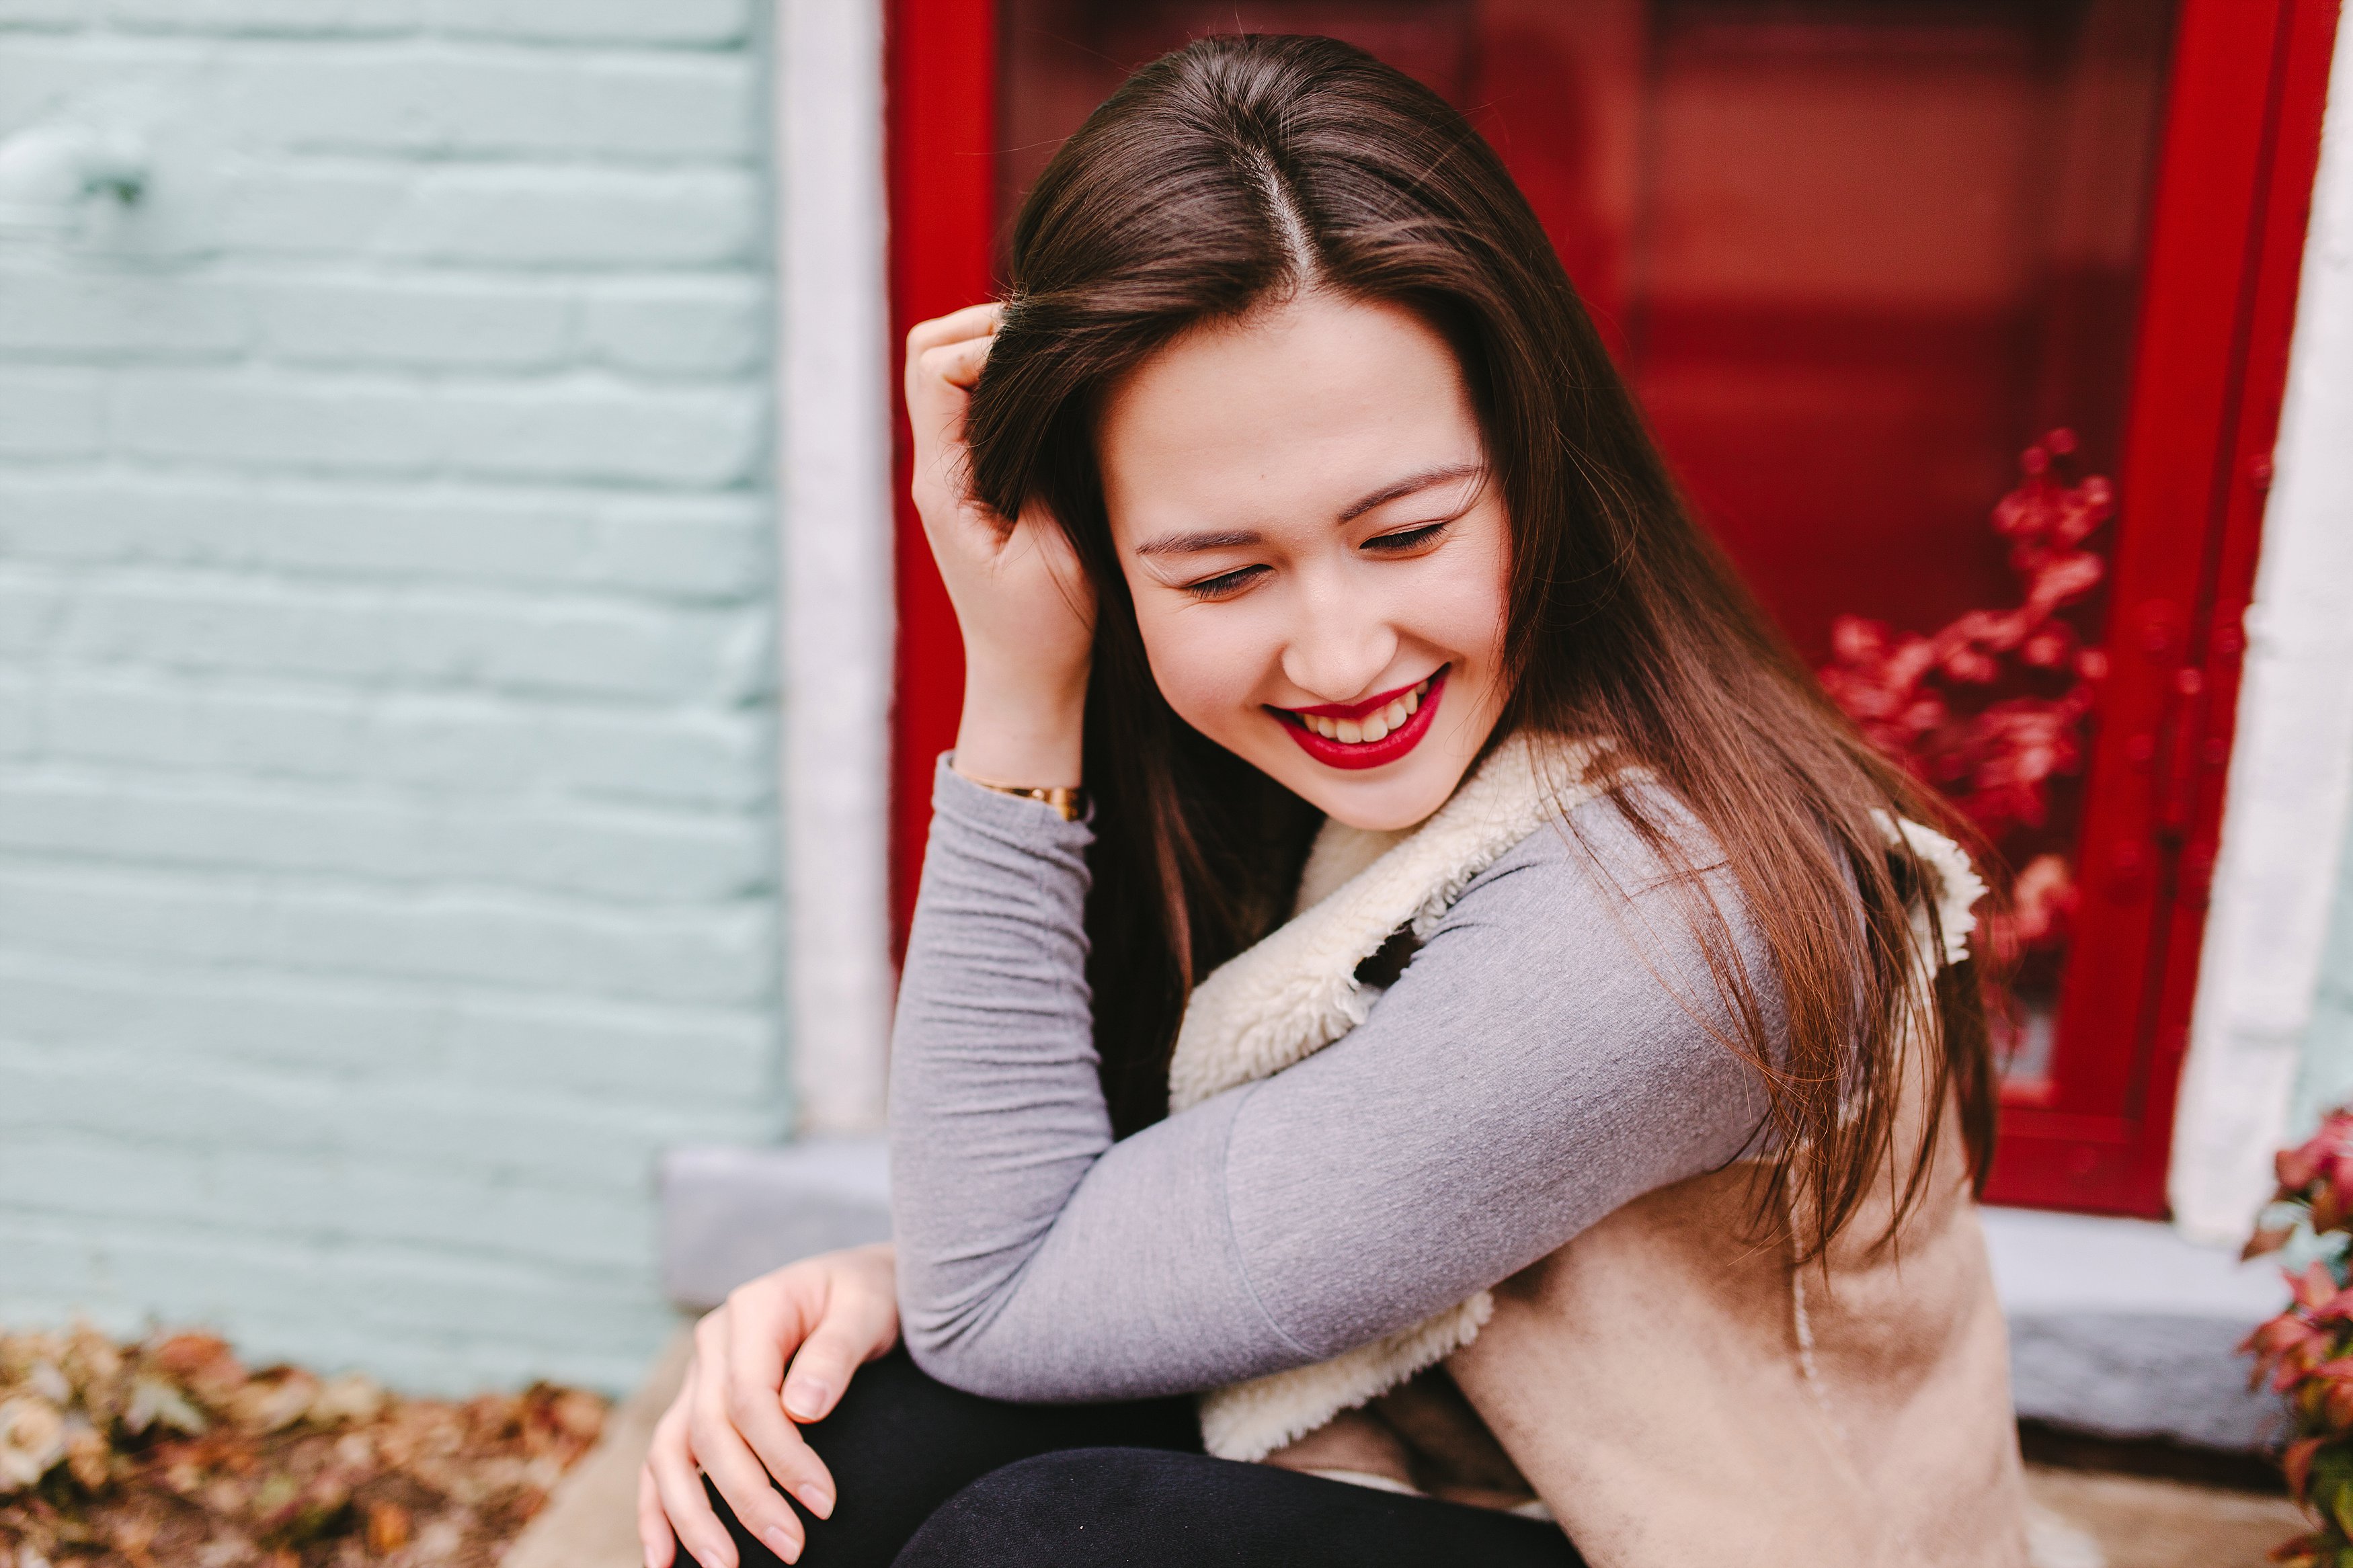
[893,1448,1180,1567]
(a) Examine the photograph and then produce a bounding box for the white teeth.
[1298,680,1434,745]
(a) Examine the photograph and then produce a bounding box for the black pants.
[702,1348,1585,1567]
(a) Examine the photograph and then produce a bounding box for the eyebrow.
[1337,461,1485,522]
[1131,462,1486,556]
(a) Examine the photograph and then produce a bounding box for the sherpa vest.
[1166,733,2030,1567]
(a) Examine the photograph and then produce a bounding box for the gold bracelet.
[961,776,1085,821]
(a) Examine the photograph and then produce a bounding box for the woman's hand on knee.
[637,1242,899,1568]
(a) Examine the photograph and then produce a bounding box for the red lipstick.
[1269,667,1447,772]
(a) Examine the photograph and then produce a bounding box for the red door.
[883,0,2341,1215]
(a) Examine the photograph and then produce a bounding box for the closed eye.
[1181,563,1271,600]
[1362,521,1449,554]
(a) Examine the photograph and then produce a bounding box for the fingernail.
[782,1382,827,1421]
[799,1485,834,1520]
[762,1525,797,1561]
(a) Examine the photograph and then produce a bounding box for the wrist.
[953,657,1088,788]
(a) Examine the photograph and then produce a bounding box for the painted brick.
[0,571,69,656]
[36,674,771,808]
[0,1,94,29]
[0,1137,656,1272]
[0,1213,674,1395]
[58,579,771,704]
[0,775,773,901]
[216,47,758,162]
[381,167,759,268]
[208,160,418,255]
[100,0,418,35]
[110,369,765,487]
[0,1041,772,1195]
[580,276,768,376]
[0,7,779,1399]
[0,368,106,456]
[0,261,249,360]
[0,474,768,600]
[0,673,33,758]
[591,495,772,598]
[0,863,778,1007]
[255,274,571,370]
[0,946,770,1103]
[424,0,752,48]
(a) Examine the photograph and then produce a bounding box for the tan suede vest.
[1170,735,2029,1566]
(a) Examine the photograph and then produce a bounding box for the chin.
[1271,751,1477,833]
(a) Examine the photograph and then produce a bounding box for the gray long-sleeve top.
[888,759,1778,1403]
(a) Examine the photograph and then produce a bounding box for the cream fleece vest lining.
[1164,733,1983,1463]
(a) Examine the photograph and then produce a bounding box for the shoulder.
[1454,778,1733,919]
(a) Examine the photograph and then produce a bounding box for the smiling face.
[1098,292,1513,831]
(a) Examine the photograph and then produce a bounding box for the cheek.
[1414,527,1512,663]
[1133,603,1281,739]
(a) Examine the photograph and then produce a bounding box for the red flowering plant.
[1818,429,2114,981]
[2244,1111,2353,1567]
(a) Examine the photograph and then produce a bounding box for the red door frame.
[881,0,2342,1216]
[1982,0,2340,1214]
[883,0,996,946]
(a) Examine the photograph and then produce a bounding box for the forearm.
[886,761,1303,1397]
[888,782,1775,1403]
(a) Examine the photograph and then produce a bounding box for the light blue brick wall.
[0,0,781,1395]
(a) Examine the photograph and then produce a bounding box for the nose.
[1279,574,1399,705]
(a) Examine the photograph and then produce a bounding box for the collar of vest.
[1168,731,1613,1114]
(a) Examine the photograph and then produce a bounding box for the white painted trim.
[2171,20,2353,1244]
[774,0,895,1133]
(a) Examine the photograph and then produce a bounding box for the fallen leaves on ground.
[0,1324,605,1568]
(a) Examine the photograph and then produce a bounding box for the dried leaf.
[0,1396,67,1493]
[309,1373,386,1428]
[229,1371,319,1436]
[124,1376,208,1438]
[366,1498,412,1554]
[63,1414,111,1489]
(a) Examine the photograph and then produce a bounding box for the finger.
[690,1395,807,1565]
[919,334,996,392]
[693,1312,816,1552]
[781,1282,898,1423]
[647,1403,736,1568]
[725,1296,839,1519]
[905,300,1002,358]
[637,1457,678,1568]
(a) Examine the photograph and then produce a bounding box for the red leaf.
[2284,1436,2325,1502]
[2297,1264,2340,1314]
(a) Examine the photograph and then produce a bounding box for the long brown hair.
[963,34,1995,1253]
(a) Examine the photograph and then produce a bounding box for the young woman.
[642,33,2026,1568]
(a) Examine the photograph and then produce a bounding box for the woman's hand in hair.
[906,302,1095,788]
[638,1242,898,1568]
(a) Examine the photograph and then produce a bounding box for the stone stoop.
[1982,1206,2292,1450]
[657,1139,893,1311]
